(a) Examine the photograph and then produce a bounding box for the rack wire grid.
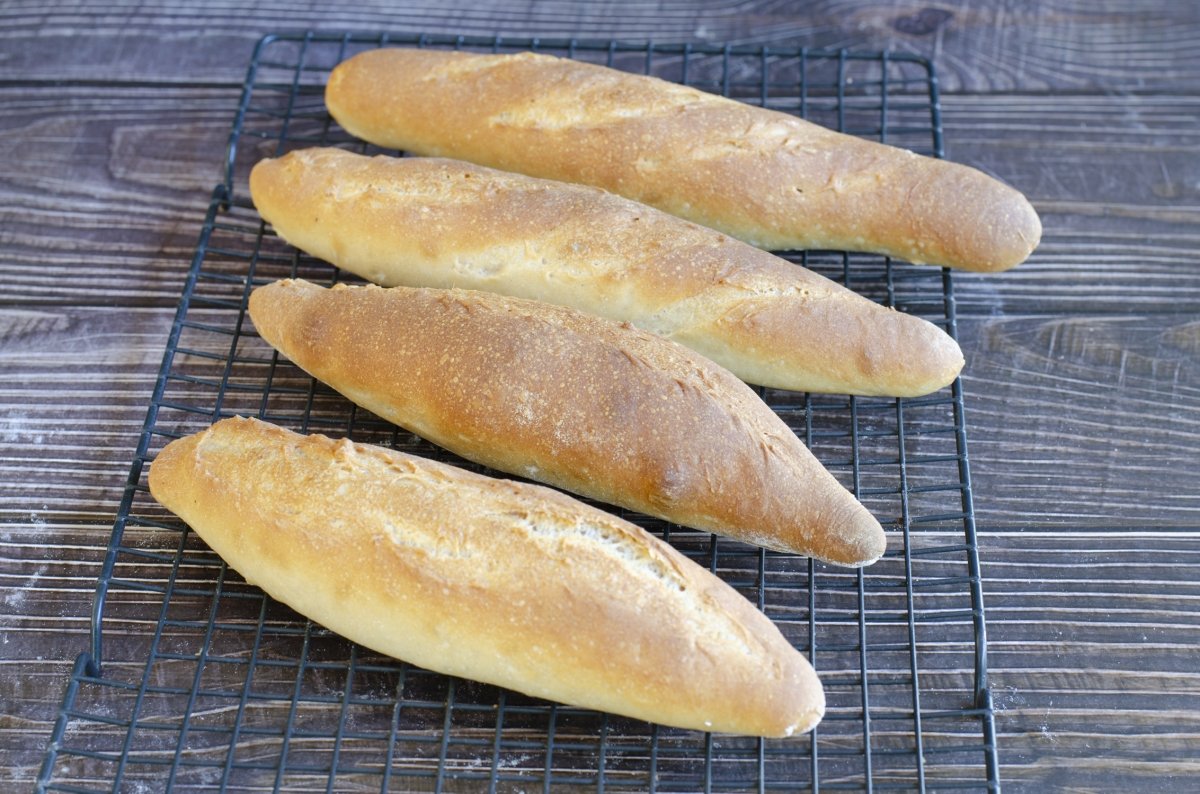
[37,32,998,793]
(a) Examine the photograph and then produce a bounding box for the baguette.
[148,417,825,737]
[325,48,1041,272]
[251,148,963,397]
[247,279,886,566]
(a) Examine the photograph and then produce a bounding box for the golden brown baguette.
[247,279,886,567]
[251,148,963,397]
[148,417,825,737]
[325,48,1041,272]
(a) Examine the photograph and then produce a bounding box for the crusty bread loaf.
[251,148,963,397]
[325,48,1041,272]
[247,279,886,566]
[148,417,825,736]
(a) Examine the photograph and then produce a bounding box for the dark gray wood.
[961,311,1200,528]
[1,1,1197,91]
[2,3,1198,791]
[982,533,1200,790]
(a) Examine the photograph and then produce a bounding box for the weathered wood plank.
[943,91,1200,316]
[7,527,1200,788]
[3,86,1198,313]
[0,85,235,307]
[1,1,1197,92]
[980,535,1200,791]
[959,311,1200,528]
[3,6,1199,790]
[4,302,1196,526]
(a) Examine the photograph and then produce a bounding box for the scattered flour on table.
[0,411,47,446]
[4,510,49,608]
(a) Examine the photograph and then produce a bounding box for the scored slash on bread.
[325,48,1041,272]
[247,279,887,567]
[251,148,965,397]
[148,417,826,737]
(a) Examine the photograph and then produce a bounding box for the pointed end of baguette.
[249,149,351,255]
[247,278,319,339]
[845,304,965,398]
[964,188,1042,273]
[752,486,886,569]
[896,312,966,397]
[1007,192,1043,268]
[781,661,827,737]
[829,499,889,568]
[827,299,965,398]
[148,427,198,509]
[918,162,1043,272]
[783,478,888,568]
[149,417,256,522]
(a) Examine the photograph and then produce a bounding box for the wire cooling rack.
[37,32,998,792]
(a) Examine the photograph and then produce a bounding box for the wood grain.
[943,92,1200,316]
[980,534,1200,790]
[3,307,1196,527]
[1,1,1197,91]
[3,85,1199,314]
[961,312,1200,528]
[0,85,233,307]
[3,4,1199,790]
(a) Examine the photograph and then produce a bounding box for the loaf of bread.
[250,148,964,397]
[248,279,886,566]
[148,417,825,736]
[325,48,1041,272]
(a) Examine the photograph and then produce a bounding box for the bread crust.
[148,417,825,737]
[251,148,964,396]
[325,48,1041,272]
[247,279,886,567]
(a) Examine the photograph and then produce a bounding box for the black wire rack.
[37,32,998,793]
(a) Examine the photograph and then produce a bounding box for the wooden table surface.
[2,2,1197,791]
